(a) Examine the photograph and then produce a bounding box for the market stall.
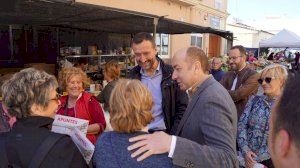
[0,0,233,79]
[256,29,300,71]
[259,29,300,48]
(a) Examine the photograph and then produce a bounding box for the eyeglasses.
[257,77,275,84]
[228,56,242,61]
[49,93,61,102]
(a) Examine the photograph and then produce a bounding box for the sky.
[227,0,300,35]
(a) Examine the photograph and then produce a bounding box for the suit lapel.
[236,66,249,89]
[175,76,215,135]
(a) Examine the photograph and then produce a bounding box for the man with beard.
[268,73,300,168]
[129,32,188,134]
[220,45,259,118]
[127,47,237,168]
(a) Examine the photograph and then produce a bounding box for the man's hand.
[127,131,172,161]
[245,151,257,168]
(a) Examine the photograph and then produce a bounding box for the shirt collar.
[17,116,54,128]
[140,60,161,76]
[186,75,213,99]
[235,64,247,75]
[186,79,202,99]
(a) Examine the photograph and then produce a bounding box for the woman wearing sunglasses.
[237,64,288,168]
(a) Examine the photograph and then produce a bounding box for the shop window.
[155,33,170,58]
[191,33,202,48]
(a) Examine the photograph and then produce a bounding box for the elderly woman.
[97,60,120,111]
[237,64,288,168]
[0,68,87,167]
[93,79,175,168]
[57,67,106,144]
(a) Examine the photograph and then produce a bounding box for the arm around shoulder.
[171,99,238,168]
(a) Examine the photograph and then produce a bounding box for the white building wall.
[227,24,273,48]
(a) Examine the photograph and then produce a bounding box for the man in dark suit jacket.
[129,32,188,134]
[128,47,238,168]
[220,45,259,118]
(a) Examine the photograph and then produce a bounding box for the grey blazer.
[172,76,238,168]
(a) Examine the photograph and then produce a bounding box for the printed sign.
[51,114,89,135]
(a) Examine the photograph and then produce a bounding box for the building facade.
[227,22,274,48]
[77,0,230,58]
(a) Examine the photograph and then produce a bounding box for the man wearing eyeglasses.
[220,45,259,119]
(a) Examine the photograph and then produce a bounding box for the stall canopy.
[0,0,233,40]
[259,29,300,48]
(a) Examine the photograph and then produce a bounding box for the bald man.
[128,47,238,168]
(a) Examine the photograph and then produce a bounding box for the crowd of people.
[0,32,300,168]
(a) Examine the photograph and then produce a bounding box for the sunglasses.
[257,77,275,84]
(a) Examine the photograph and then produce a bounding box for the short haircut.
[274,72,300,149]
[0,73,14,95]
[109,79,153,133]
[1,68,58,119]
[131,32,156,48]
[58,67,90,91]
[186,46,210,74]
[260,64,288,86]
[230,45,247,57]
[104,60,120,80]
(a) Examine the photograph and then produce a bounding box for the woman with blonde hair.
[57,67,106,144]
[93,79,175,168]
[237,64,288,168]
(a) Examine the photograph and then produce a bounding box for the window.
[155,33,170,58]
[191,33,202,48]
[215,0,222,10]
[209,15,220,29]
